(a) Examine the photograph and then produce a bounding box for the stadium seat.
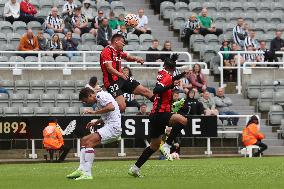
[269,105,284,125]
[34,107,49,116]
[27,21,42,31]
[45,80,60,94]
[230,2,245,12]
[139,34,153,46]
[212,12,227,23]
[244,2,258,13]
[125,107,138,115]
[53,0,65,10]
[0,32,7,44]
[70,56,83,67]
[269,12,282,24]
[111,1,125,13]
[13,21,27,36]
[37,10,49,20]
[25,56,39,63]
[26,93,40,108]
[15,80,30,94]
[40,93,56,107]
[10,93,25,107]
[271,2,284,12]
[0,107,3,116]
[29,0,40,9]
[0,93,9,107]
[55,56,70,62]
[49,107,65,116]
[38,0,53,9]
[247,80,261,99]
[127,33,139,46]
[258,92,273,111]
[80,107,93,115]
[75,80,87,92]
[188,2,202,13]
[97,1,111,16]
[77,44,91,51]
[217,2,230,12]
[70,93,82,107]
[273,92,284,105]
[60,80,75,94]
[81,33,96,46]
[3,107,19,116]
[91,45,104,51]
[261,79,274,93]
[160,1,175,19]
[0,80,14,92]
[65,107,80,116]
[86,55,99,63]
[258,2,271,13]
[0,55,9,67]
[190,34,204,49]
[41,56,55,67]
[0,21,13,34]
[175,2,189,14]
[56,93,71,107]
[30,80,45,94]
[19,107,34,116]
[9,56,25,63]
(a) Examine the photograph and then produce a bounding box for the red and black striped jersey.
[151,69,173,113]
[100,45,127,88]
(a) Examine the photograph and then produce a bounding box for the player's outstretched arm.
[105,62,128,80]
[126,55,144,64]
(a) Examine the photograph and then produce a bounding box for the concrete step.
[262,139,284,146]
[265,146,284,155]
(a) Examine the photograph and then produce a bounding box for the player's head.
[111,33,125,50]
[163,53,178,73]
[89,76,98,87]
[79,87,97,105]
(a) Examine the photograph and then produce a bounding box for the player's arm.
[125,55,144,64]
[173,71,187,81]
[86,118,104,129]
[84,102,115,114]
[105,62,127,80]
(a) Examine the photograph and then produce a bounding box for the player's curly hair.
[79,87,95,101]
[164,53,179,69]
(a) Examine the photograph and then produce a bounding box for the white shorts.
[97,121,122,144]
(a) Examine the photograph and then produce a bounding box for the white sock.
[78,147,86,171]
[84,148,95,176]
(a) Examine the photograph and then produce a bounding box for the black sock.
[149,95,155,102]
[135,146,156,168]
[166,123,183,145]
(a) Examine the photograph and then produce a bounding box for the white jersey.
[96,91,120,123]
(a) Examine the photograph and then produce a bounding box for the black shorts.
[149,112,173,139]
[107,77,140,98]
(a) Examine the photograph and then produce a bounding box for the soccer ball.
[124,13,139,28]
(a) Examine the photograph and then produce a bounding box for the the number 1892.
[0,122,27,134]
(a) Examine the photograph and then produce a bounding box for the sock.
[84,148,95,176]
[135,146,156,168]
[166,123,184,146]
[149,95,155,102]
[78,147,86,171]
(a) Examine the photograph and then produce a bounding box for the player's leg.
[160,114,188,160]
[115,95,127,113]
[107,80,126,112]
[129,137,162,177]
[132,84,155,102]
[75,133,101,180]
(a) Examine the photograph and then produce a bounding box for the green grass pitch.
[1,157,284,189]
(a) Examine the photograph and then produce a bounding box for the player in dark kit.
[100,34,154,112]
[128,54,190,177]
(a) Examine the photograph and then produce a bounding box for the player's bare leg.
[67,133,101,180]
[129,137,162,177]
[115,95,127,113]
[160,114,188,160]
[133,85,155,102]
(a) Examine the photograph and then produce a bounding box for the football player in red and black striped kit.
[128,54,190,177]
[100,34,154,112]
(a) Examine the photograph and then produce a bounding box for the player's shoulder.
[101,46,112,54]
[96,91,113,99]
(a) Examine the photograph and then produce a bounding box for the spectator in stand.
[232,17,248,49]
[198,8,223,36]
[133,8,151,36]
[182,71,193,94]
[242,115,267,157]
[220,39,232,67]
[45,7,67,37]
[18,29,39,53]
[122,67,140,109]
[93,10,104,29]
[97,18,112,47]
[244,45,257,66]
[47,33,64,58]
[214,87,239,126]
[136,103,149,115]
[190,63,216,95]
[108,11,119,30]
[4,0,21,24]
[62,0,77,28]
[116,25,127,40]
[179,89,204,116]
[43,118,70,162]
[172,90,180,102]
[160,40,172,61]
[146,39,162,63]
[270,30,284,60]
[85,76,102,93]
[257,40,277,63]
[183,13,200,45]
[199,91,218,116]
[0,81,10,98]
[71,6,96,36]
[81,0,95,23]
[62,31,79,59]
[37,30,48,51]
[244,30,258,51]
[117,14,125,27]
[20,0,44,24]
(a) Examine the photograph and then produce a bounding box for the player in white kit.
[66,87,121,180]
